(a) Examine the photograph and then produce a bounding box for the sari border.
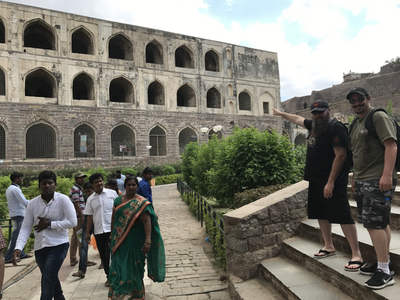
[112,196,150,255]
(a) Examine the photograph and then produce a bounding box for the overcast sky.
[7,0,400,101]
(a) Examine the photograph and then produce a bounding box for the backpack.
[327,118,353,168]
[348,108,400,170]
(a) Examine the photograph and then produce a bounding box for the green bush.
[181,142,199,188]
[232,184,291,209]
[0,194,9,220]
[162,165,175,175]
[0,176,11,195]
[155,174,182,185]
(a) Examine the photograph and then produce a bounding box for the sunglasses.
[348,97,365,104]
[311,110,326,115]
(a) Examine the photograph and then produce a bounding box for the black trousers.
[94,232,110,278]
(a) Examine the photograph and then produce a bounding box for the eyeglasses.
[348,97,365,104]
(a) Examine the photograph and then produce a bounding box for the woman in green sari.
[108,176,165,300]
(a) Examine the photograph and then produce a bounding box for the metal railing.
[177,179,224,246]
[0,219,12,241]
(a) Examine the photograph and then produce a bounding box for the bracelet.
[145,239,151,244]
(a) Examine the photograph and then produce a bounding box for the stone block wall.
[223,181,308,280]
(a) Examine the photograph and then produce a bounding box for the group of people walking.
[1,167,165,300]
[273,86,398,290]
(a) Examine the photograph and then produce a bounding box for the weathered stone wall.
[0,1,281,168]
[223,181,308,280]
[0,102,280,170]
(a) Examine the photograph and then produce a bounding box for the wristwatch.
[47,220,52,229]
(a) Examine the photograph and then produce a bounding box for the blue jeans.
[5,216,27,262]
[78,217,88,273]
[35,243,69,300]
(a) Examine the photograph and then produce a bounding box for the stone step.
[260,256,353,300]
[280,237,400,300]
[348,200,400,231]
[299,219,400,274]
[228,275,284,300]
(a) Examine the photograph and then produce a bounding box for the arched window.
[259,92,273,115]
[0,68,5,96]
[206,88,221,108]
[295,134,306,146]
[177,84,196,107]
[73,73,94,100]
[179,127,197,154]
[25,69,56,98]
[239,91,251,111]
[74,124,95,158]
[110,77,134,103]
[208,129,222,140]
[72,27,93,54]
[0,125,5,159]
[109,34,133,60]
[205,50,219,72]
[148,81,165,105]
[26,123,56,158]
[146,40,163,64]
[24,20,55,50]
[149,126,166,156]
[175,45,194,68]
[0,19,5,44]
[111,125,136,157]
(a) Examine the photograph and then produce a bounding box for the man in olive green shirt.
[348,87,397,290]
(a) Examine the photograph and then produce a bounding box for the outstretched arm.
[272,109,306,128]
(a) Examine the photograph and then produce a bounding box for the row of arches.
[0,123,223,160]
[0,68,254,110]
[0,19,221,71]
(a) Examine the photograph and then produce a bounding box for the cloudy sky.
[7,0,400,101]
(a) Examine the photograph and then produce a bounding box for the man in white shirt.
[12,171,77,300]
[4,172,31,263]
[85,173,117,287]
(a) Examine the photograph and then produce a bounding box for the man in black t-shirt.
[273,100,363,271]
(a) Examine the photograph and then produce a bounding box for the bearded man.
[272,100,363,271]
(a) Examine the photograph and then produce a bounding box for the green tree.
[181,142,199,188]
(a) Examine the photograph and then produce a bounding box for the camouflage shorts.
[354,179,397,229]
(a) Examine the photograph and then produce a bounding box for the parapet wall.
[223,181,308,280]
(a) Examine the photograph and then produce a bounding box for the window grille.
[239,92,251,110]
[179,128,197,154]
[0,125,5,159]
[149,126,166,156]
[263,102,269,114]
[74,124,95,158]
[0,69,5,95]
[26,124,56,158]
[111,125,135,157]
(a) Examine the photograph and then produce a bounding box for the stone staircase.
[231,187,400,299]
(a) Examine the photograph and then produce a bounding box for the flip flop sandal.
[314,249,336,259]
[344,260,364,272]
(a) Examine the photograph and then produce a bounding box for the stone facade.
[280,68,400,144]
[223,181,308,280]
[0,1,280,169]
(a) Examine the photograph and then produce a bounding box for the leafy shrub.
[181,142,199,188]
[232,184,291,209]
[293,145,306,181]
[0,176,11,195]
[162,165,175,175]
[0,194,9,219]
[155,174,182,185]
[120,167,138,176]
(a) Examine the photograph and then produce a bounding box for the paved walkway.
[2,184,230,300]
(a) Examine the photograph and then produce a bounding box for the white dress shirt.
[15,192,77,251]
[6,184,29,218]
[84,188,117,235]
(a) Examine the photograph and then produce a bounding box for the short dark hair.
[142,167,154,175]
[105,178,118,188]
[83,182,93,190]
[126,173,134,177]
[124,176,139,188]
[89,173,103,184]
[116,170,121,174]
[10,172,23,182]
[136,172,141,177]
[38,171,57,185]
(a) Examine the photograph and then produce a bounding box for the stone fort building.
[280,64,400,146]
[0,1,280,170]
